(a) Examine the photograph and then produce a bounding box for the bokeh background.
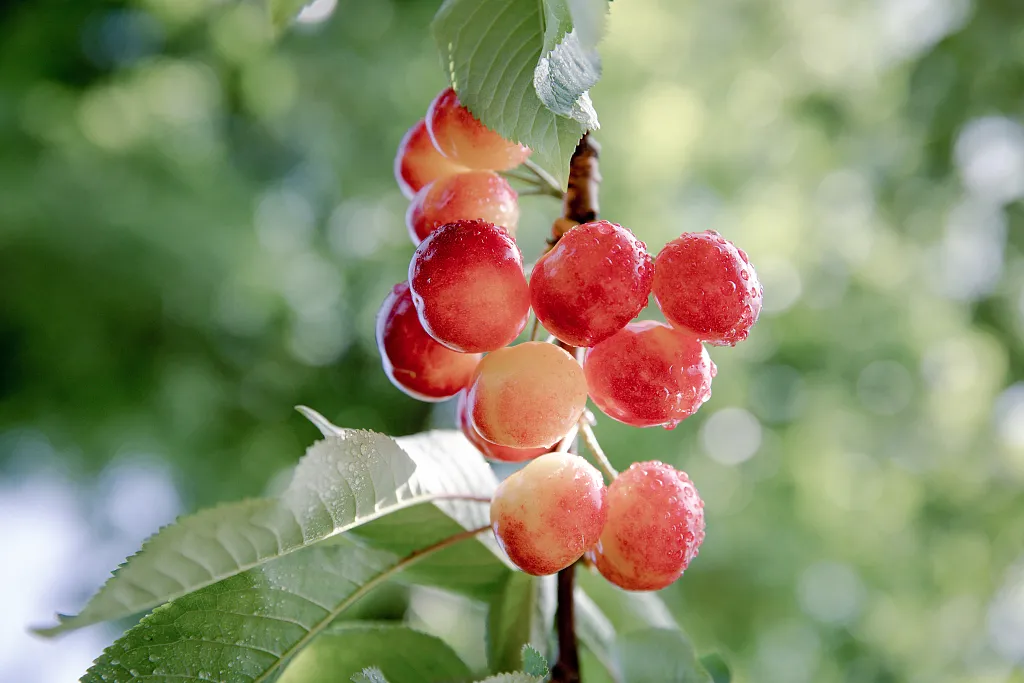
[2,0,1023,680]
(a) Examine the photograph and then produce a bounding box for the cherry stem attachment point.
[578,421,618,481]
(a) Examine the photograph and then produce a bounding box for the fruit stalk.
[551,133,600,683]
[579,421,618,480]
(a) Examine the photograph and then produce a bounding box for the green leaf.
[614,628,713,683]
[301,412,511,599]
[575,566,710,683]
[394,430,498,535]
[575,566,679,634]
[574,588,621,682]
[699,654,732,683]
[80,537,398,683]
[566,0,610,49]
[521,644,549,677]
[474,675,543,683]
[268,0,309,31]
[80,526,489,683]
[486,573,555,672]
[39,430,454,637]
[278,623,472,683]
[432,0,592,188]
[579,647,618,683]
[352,668,390,683]
[535,1,601,129]
[355,504,508,600]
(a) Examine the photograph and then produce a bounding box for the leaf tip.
[521,643,549,677]
[296,405,344,437]
[29,614,71,639]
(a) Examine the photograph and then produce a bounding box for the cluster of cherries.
[377,88,762,591]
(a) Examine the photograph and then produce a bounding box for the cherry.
[408,220,530,353]
[491,452,607,575]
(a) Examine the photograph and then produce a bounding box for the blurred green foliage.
[2,0,1024,681]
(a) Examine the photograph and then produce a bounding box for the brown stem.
[553,133,601,242]
[551,564,581,683]
[551,133,600,683]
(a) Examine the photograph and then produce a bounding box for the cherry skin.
[584,321,716,428]
[394,118,468,199]
[406,171,519,245]
[408,219,531,353]
[590,461,705,591]
[426,88,531,171]
[530,220,654,347]
[491,452,607,575]
[375,282,481,401]
[653,230,762,346]
[468,341,588,449]
[456,391,549,463]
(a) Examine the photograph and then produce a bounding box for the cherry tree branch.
[552,564,581,683]
[551,133,600,683]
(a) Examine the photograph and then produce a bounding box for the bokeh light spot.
[955,116,1024,205]
[798,561,866,624]
[701,408,763,466]
[296,0,338,25]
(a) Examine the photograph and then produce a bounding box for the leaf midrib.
[251,525,489,683]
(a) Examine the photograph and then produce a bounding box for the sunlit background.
[2,0,1023,681]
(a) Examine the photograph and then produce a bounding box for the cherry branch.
[550,133,600,683]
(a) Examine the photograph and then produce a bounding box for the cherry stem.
[556,423,580,453]
[529,315,542,342]
[578,421,618,481]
